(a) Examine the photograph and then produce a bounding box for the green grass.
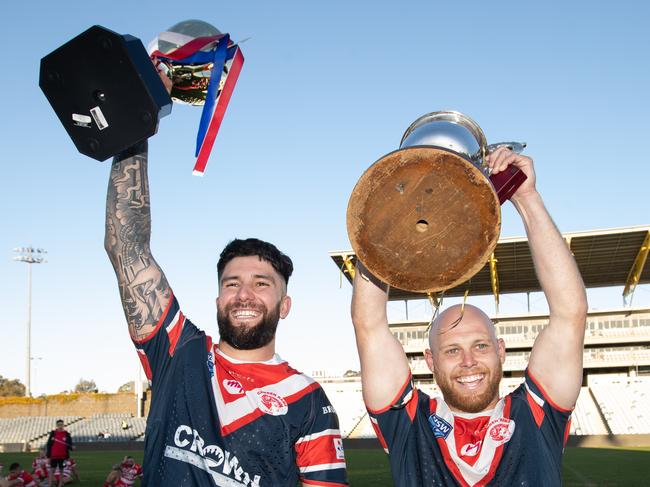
[0,450,145,485]
[2,447,650,486]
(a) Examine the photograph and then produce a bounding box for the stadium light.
[13,246,47,397]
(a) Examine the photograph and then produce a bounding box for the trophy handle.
[485,142,528,204]
[487,141,527,154]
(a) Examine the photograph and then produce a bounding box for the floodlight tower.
[13,246,47,397]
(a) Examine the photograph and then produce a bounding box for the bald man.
[351,148,587,487]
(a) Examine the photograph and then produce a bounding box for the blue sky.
[2,0,649,395]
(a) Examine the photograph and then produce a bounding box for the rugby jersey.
[7,471,37,487]
[118,462,143,485]
[368,370,572,487]
[31,456,48,479]
[134,293,348,486]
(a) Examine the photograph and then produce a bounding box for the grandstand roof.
[330,225,650,301]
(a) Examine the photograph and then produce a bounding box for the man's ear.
[424,348,435,373]
[280,295,292,319]
[497,337,506,364]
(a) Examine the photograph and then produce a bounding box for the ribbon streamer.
[152,33,244,176]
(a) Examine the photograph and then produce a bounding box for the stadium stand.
[0,416,81,449]
[589,377,650,434]
[569,387,609,435]
[52,414,147,445]
[0,415,147,451]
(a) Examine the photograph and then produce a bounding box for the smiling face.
[216,256,291,350]
[424,304,505,413]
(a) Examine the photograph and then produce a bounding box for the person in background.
[103,456,142,487]
[6,463,38,487]
[46,419,73,487]
[31,449,48,483]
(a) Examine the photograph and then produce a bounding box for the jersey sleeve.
[366,374,422,455]
[132,292,203,384]
[523,368,573,448]
[294,386,348,486]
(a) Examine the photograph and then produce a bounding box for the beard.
[217,300,281,350]
[434,361,502,414]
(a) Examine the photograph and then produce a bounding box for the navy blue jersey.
[134,293,348,486]
[368,370,571,487]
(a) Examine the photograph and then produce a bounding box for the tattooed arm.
[104,141,172,341]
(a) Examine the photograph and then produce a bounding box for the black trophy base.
[40,25,172,162]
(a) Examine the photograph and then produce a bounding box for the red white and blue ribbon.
[151,33,244,176]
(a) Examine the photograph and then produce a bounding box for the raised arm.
[351,262,411,411]
[104,141,172,341]
[488,148,588,409]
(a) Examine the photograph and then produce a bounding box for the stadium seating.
[0,414,147,450]
[590,377,650,434]
[569,387,609,435]
[61,414,147,445]
[0,416,81,449]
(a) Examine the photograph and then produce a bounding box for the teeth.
[233,310,259,318]
[457,374,484,383]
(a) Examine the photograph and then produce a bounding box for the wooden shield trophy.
[347,111,527,293]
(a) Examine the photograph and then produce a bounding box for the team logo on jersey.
[256,390,288,416]
[222,379,245,395]
[487,417,515,444]
[428,413,453,439]
[460,441,482,457]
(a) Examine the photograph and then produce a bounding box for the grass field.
[2,447,650,486]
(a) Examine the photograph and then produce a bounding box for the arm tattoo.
[104,141,171,340]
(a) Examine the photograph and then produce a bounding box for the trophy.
[39,20,244,175]
[347,111,527,293]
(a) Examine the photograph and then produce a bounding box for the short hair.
[9,463,20,471]
[56,419,64,425]
[217,238,293,286]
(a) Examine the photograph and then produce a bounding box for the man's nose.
[236,283,254,300]
[460,349,477,367]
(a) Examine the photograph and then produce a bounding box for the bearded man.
[351,148,587,486]
[105,142,348,486]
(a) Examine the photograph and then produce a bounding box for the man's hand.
[487,146,537,201]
